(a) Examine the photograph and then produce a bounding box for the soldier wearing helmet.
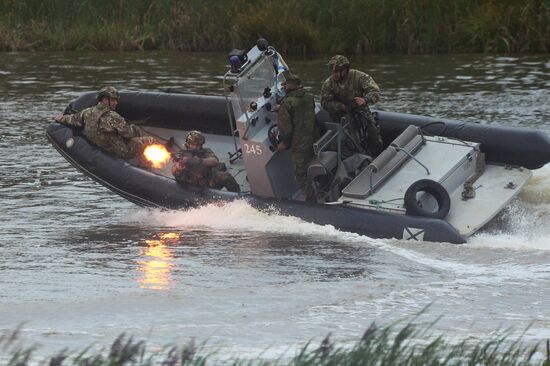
[277,73,319,202]
[55,86,156,163]
[97,85,120,100]
[172,130,240,193]
[320,55,383,156]
[185,130,206,146]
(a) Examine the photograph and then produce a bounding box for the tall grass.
[1,321,548,365]
[0,0,548,54]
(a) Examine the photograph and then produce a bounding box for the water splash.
[470,165,550,250]
[518,164,550,205]
[124,201,506,282]
[469,203,550,250]
[125,199,367,243]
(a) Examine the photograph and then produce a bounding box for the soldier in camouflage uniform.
[172,131,240,193]
[277,74,319,203]
[320,55,383,156]
[55,86,156,161]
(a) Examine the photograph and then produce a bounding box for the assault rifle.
[172,149,226,174]
[333,95,378,153]
[334,95,372,118]
[171,149,199,161]
[171,149,204,170]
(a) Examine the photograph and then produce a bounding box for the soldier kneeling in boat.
[320,55,383,157]
[55,86,156,164]
[172,130,241,193]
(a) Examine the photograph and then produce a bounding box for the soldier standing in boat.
[55,86,156,162]
[320,55,383,157]
[172,130,241,193]
[277,74,319,203]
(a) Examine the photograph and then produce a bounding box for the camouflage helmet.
[283,73,301,85]
[327,55,350,71]
[186,130,205,145]
[97,86,120,100]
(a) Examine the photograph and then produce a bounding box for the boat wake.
[125,199,370,243]
[125,201,477,277]
[122,173,550,283]
[518,164,550,205]
[469,164,550,250]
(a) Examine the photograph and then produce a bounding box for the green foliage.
[0,0,548,53]
[0,320,548,366]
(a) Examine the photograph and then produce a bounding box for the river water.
[1,51,550,360]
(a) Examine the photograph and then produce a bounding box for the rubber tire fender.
[404,179,451,219]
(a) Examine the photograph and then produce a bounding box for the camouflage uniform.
[278,77,319,202]
[58,102,154,160]
[320,55,383,156]
[172,147,240,193]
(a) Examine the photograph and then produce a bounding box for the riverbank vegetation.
[0,0,548,54]
[1,321,548,366]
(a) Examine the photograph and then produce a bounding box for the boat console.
[224,43,313,199]
[223,42,373,202]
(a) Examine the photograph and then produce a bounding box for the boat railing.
[307,122,345,184]
[314,121,347,159]
[222,72,240,154]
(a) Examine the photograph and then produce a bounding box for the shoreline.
[1,0,548,55]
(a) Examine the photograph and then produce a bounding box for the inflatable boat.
[46,42,550,244]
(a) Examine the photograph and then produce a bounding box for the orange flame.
[143,144,171,168]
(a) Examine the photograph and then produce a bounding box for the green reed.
[0,0,548,53]
[0,321,547,366]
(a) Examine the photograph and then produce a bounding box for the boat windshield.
[230,53,284,120]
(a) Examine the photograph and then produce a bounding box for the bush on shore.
[0,0,548,54]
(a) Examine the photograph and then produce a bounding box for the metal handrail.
[222,72,239,153]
